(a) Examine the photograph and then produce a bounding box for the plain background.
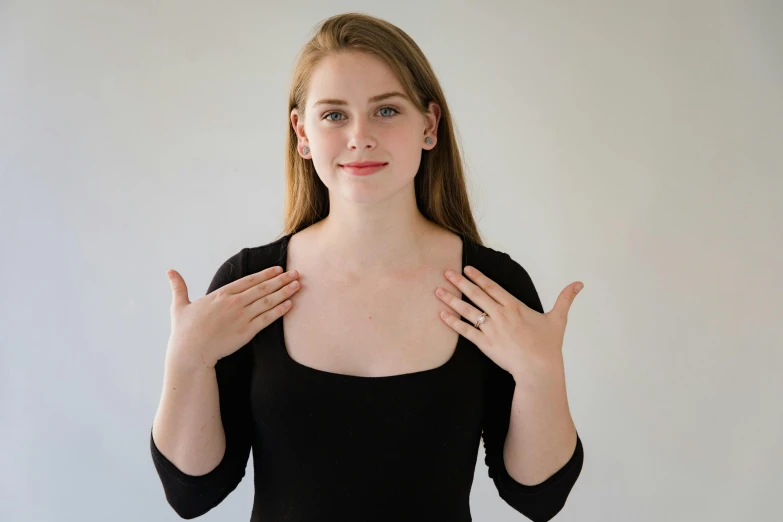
[2,1,781,520]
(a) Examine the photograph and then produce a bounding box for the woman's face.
[291,51,439,205]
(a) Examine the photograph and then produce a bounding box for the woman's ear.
[291,109,306,140]
[423,102,441,149]
[291,109,310,156]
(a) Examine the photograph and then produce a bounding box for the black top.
[150,232,584,521]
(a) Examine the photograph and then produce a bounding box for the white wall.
[2,0,781,520]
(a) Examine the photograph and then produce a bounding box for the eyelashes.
[322,106,400,122]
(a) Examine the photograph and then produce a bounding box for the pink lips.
[342,161,385,167]
[340,162,387,176]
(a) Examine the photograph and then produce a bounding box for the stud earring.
[302,146,309,155]
[425,137,433,145]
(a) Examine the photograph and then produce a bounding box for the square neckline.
[275,231,470,380]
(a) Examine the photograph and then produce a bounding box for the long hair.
[279,12,483,246]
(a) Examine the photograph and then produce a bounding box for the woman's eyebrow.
[313,91,409,107]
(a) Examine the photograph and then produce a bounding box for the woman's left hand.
[436,265,583,381]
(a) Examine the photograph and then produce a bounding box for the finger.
[167,270,190,307]
[461,265,518,309]
[224,265,288,296]
[247,276,300,319]
[552,282,582,320]
[439,309,484,347]
[444,267,503,317]
[435,287,486,326]
[248,298,293,330]
[242,269,300,307]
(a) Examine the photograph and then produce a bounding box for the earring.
[302,146,309,155]
[425,137,433,145]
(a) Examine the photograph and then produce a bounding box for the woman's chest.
[281,270,464,378]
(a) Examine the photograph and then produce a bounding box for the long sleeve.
[150,248,255,519]
[481,252,584,521]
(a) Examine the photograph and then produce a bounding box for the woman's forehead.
[306,54,406,103]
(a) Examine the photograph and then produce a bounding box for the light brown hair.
[280,12,483,246]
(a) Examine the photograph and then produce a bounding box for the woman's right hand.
[165,265,301,370]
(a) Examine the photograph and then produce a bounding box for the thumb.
[553,282,583,321]
[167,269,190,307]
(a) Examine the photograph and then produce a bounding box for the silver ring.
[474,312,488,329]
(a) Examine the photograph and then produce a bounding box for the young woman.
[151,12,584,521]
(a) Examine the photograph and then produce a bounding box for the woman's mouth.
[340,163,388,176]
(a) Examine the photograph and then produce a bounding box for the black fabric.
[150,232,584,521]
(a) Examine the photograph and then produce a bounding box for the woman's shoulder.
[215,232,292,279]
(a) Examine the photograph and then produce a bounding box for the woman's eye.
[378,107,398,117]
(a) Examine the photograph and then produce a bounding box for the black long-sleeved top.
[150,232,584,521]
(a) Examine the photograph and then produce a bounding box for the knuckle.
[257,280,269,294]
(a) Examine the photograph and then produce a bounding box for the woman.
[151,12,584,521]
